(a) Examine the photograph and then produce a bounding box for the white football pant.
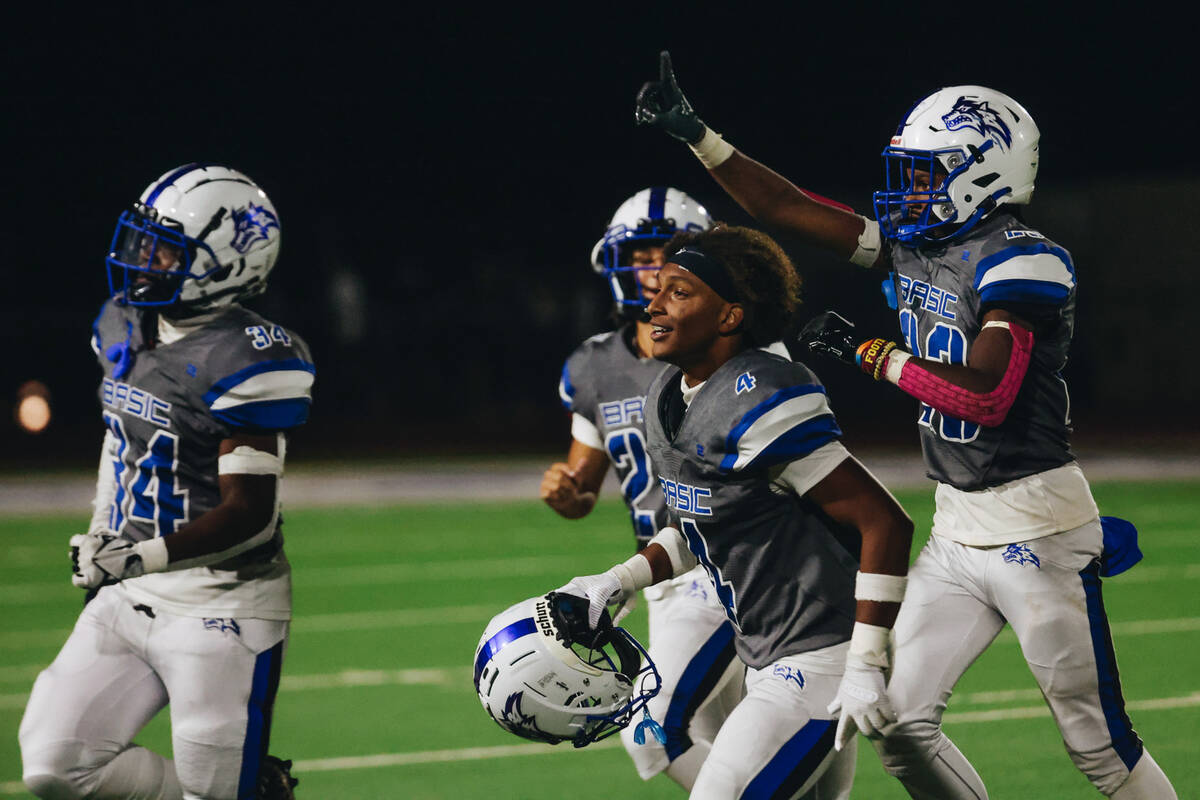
[19,585,287,800]
[875,519,1177,798]
[691,644,855,800]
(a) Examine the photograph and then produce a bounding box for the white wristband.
[849,217,883,268]
[848,622,892,669]
[855,570,908,603]
[883,350,911,386]
[611,553,654,598]
[688,126,735,169]
[135,537,170,575]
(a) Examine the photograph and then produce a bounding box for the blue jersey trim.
[1080,562,1143,772]
[237,640,282,800]
[721,384,826,465]
[978,278,1071,306]
[662,622,737,761]
[204,358,317,407]
[973,242,1075,289]
[473,617,538,692]
[559,360,576,412]
[648,186,667,220]
[720,384,839,472]
[742,718,836,799]
[211,398,311,430]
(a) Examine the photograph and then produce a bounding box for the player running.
[635,51,1177,799]
[18,164,309,800]
[559,224,915,799]
[543,188,745,789]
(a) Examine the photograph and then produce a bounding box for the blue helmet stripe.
[473,617,538,691]
[648,186,667,221]
[144,162,211,205]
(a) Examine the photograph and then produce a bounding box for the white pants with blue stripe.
[19,584,287,800]
[876,519,1145,796]
[620,565,745,780]
[692,643,856,800]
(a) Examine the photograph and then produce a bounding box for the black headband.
[669,246,743,303]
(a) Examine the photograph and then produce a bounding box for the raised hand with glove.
[635,51,734,169]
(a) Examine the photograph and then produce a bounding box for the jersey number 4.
[898,310,980,443]
[104,412,190,536]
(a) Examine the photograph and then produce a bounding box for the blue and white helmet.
[107,164,281,311]
[591,187,712,319]
[874,86,1039,245]
[473,592,661,748]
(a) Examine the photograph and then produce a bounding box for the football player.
[542,188,746,789]
[560,224,915,799]
[18,164,310,800]
[635,52,1178,799]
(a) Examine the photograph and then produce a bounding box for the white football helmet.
[873,86,1039,244]
[591,187,713,319]
[106,164,281,312]
[473,592,661,747]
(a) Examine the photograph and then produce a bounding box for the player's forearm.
[708,151,864,258]
[162,475,278,569]
[88,430,119,534]
[854,506,913,628]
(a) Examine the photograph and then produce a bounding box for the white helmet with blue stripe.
[874,86,1040,245]
[473,592,661,747]
[107,164,281,313]
[591,187,713,319]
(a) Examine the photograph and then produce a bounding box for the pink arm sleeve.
[894,323,1034,427]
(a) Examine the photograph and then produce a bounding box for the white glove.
[69,530,160,589]
[556,566,637,629]
[827,656,896,751]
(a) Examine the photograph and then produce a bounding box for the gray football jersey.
[643,348,858,669]
[91,300,315,552]
[886,212,1075,490]
[559,325,668,548]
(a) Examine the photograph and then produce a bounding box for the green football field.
[1,481,1197,798]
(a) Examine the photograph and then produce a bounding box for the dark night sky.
[2,9,1195,462]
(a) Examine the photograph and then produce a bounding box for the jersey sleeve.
[204,356,315,431]
[558,344,597,421]
[973,242,1075,307]
[719,380,842,473]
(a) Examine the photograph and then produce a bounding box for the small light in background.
[16,380,52,434]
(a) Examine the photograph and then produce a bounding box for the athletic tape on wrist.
[855,571,907,603]
[849,217,882,268]
[848,622,892,669]
[617,552,655,594]
[136,537,170,574]
[649,526,696,577]
[688,127,735,169]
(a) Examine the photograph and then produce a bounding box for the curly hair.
[663,224,802,346]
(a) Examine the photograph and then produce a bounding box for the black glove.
[800,311,900,380]
[800,311,863,365]
[635,51,706,144]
